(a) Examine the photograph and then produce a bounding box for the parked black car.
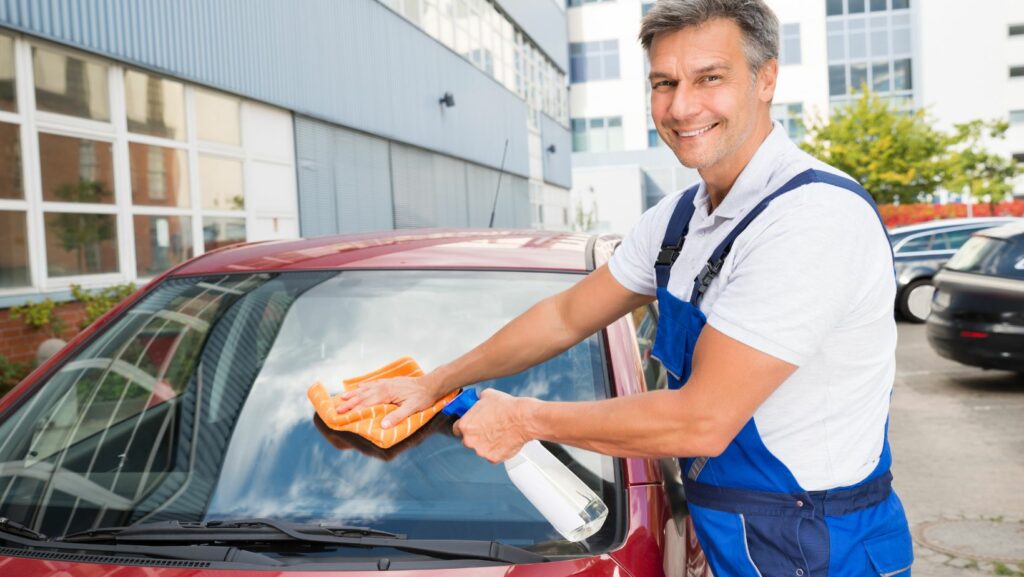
[889,217,1021,323]
[926,222,1024,374]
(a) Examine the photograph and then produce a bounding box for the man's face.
[648,19,776,172]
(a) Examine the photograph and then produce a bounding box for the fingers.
[452,420,463,438]
[334,383,390,414]
[380,402,418,429]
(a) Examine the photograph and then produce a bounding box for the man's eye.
[653,80,674,88]
[704,75,722,83]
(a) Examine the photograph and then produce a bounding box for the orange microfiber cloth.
[307,357,459,449]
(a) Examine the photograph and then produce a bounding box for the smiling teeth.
[677,124,717,137]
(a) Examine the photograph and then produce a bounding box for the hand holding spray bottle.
[441,389,608,542]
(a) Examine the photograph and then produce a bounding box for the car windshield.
[0,270,620,555]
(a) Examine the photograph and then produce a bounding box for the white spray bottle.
[442,389,608,542]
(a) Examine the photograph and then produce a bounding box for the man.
[338,0,913,574]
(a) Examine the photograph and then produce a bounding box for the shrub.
[70,283,137,329]
[0,354,31,398]
[9,299,65,337]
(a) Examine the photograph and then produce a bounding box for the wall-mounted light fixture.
[439,92,455,107]
[546,144,557,154]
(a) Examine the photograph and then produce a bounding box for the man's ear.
[758,58,779,103]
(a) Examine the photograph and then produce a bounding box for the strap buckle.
[696,258,724,294]
[656,246,681,267]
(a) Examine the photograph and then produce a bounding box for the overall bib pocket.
[862,529,914,576]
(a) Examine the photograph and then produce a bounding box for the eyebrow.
[648,61,732,82]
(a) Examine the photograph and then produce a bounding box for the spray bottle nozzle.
[441,388,479,418]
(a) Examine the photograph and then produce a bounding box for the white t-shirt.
[608,123,897,491]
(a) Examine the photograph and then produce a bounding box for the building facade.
[569,0,1024,234]
[0,0,572,313]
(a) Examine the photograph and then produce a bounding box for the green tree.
[801,89,953,204]
[944,119,1021,207]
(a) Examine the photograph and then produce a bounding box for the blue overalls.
[652,169,913,577]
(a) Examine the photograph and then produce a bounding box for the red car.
[0,229,710,576]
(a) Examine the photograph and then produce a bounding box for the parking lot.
[891,321,1024,575]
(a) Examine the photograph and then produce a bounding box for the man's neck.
[700,117,774,212]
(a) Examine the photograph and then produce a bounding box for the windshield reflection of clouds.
[207,271,614,541]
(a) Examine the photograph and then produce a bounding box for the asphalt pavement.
[890,321,1024,576]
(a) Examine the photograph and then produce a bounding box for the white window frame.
[0,34,297,300]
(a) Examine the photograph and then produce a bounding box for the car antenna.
[488,138,510,228]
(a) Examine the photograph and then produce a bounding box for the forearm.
[520,389,729,459]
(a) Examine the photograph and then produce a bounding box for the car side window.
[898,232,947,253]
[632,304,667,391]
[944,228,978,250]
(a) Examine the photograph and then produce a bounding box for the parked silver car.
[889,217,1022,322]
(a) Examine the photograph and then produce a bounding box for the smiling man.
[337,1,913,575]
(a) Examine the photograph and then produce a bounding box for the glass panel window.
[892,25,911,54]
[195,89,241,146]
[125,69,186,140]
[849,30,867,59]
[0,210,30,288]
[849,0,866,13]
[894,58,912,90]
[133,215,193,277]
[39,133,115,204]
[872,61,891,92]
[199,155,244,210]
[33,45,110,121]
[203,217,246,251]
[870,0,887,11]
[850,62,868,93]
[1010,66,1024,79]
[44,212,118,276]
[608,116,623,151]
[0,121,22,200]
[827,32,845,61]
[829,64,847,96]
[780,23,802,66]
[648,128,661,148]
[1010,110,1024,125]
[0,35,15,112]
[569,40,619,83]
[827,0,844,16]
[870,28,889,57]
[892,0,909,9]
[129,143,189,207]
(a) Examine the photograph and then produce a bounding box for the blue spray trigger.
[441,388,479,417]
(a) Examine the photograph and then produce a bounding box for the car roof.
[172,229,617,276]
[888,216,1020,235]
[975,221,1024,240]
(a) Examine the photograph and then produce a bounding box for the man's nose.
[667,84,701,121]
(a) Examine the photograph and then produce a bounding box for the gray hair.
[639,0,779,72]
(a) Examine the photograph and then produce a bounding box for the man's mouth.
[674,122,719,139]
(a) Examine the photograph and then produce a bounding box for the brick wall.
[0,302,88,365]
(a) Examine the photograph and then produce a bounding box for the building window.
[1010,110,1024,125]
[32,44,110,121]
[648,128,661,148]
[772,103,805,141]
[827,3,913,110]
[780,23,802,66]
[0,35,15,112]
[1010,24,1024,37]
[571,116,623,152]
[384,0,568,127]
[1011,66,1024,79]
[641,2,655,16]
[568,0,614,6]
[569,40,620,83]
[0,37,297,294]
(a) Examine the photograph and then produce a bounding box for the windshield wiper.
[0,517,47,541]
[61,518,547,564]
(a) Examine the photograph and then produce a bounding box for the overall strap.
[689,169,892,305]
[655,184,701,289]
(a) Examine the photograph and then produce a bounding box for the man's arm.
[335,265,655,425]
[452,324,797,463]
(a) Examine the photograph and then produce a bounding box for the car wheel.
[898,279,935,323]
